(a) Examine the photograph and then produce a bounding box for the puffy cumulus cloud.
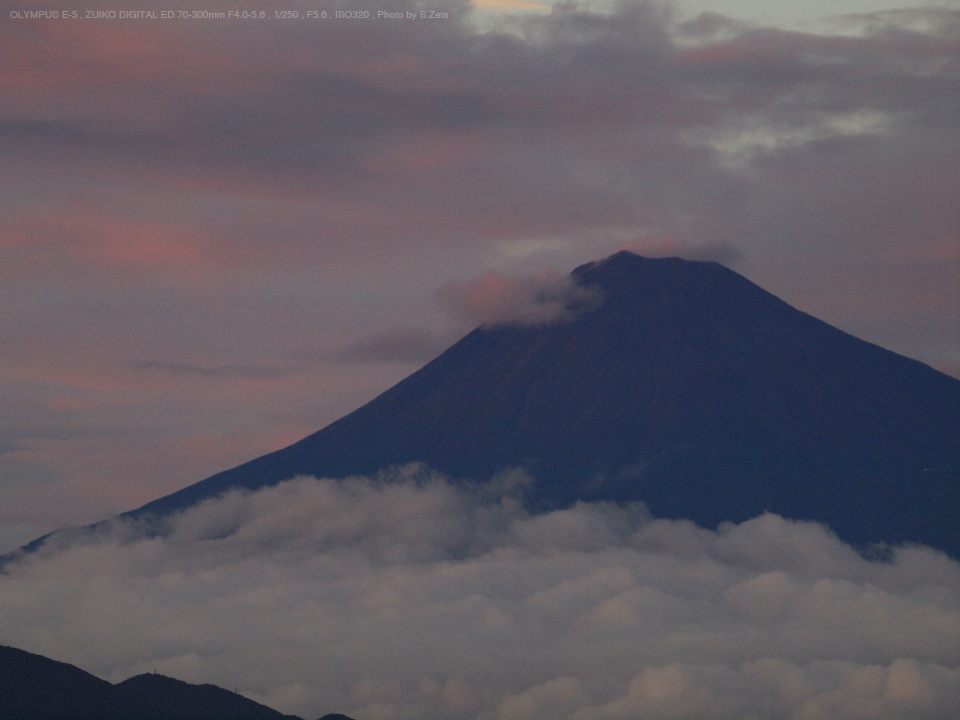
[436,271,604,327]
[569,659,960,720]
[1,468,958,720]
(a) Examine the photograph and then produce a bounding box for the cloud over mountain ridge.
[3,468,959,719]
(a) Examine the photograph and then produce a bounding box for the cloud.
[0,209,228,280]
[436,271,604,327]
[0,456,64,486]
[1,469,958,720]
[126,359,296,380]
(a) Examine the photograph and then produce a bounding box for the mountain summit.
[71,252,960,557]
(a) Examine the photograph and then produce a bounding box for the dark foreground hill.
[0,644,324,719]
[21,252,960,558]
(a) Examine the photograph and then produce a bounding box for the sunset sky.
[1,0,957,552]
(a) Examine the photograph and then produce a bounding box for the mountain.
[0,645,309,720]
[0,644,115,720]
[30,252,960,556]
[111,674,304,720]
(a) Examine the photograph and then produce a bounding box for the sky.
[1,0,959,716]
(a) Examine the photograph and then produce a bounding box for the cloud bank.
[2,468,958,720]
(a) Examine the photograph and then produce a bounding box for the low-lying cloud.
[436,272,604,327]
[1,468,958,720]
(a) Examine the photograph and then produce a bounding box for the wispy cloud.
[126,359,296,380]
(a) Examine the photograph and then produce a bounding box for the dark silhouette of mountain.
[20,252,960,557]
[0,644,115,720]
[112,674,304,719]
[0,644,305,719]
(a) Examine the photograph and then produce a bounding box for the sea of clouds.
[2,467,958,720]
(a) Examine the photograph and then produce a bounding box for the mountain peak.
[568,250,768,317]
[0,645,302,719]
[576,249,726,274]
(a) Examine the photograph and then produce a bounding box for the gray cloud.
[2,469,957,720]
[0,456,63,486]
[436,272,604,327]
[5,2,954,255]
[127,359,296,380]
[0,434,21,455]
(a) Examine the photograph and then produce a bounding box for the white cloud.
[1,468,958,719]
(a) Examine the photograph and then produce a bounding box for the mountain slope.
[0,644,115,720]
[112,674,302,720]
[126,252,959,556]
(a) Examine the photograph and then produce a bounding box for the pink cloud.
[0,209,217,278]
